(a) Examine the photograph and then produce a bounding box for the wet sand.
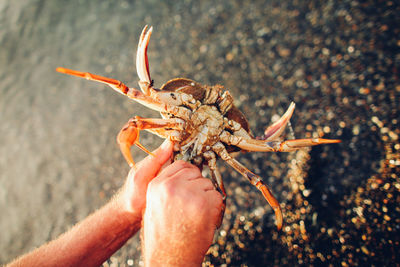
[0,0,398,266]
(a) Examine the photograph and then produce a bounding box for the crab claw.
[256,181,283,230]
[117,120,154,169]
[264,102,295,140]
[136,25,153,94]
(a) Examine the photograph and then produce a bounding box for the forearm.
[8,140,173,267]
[8,199,141,267]
[144,238,206,267]
[143,225,209,267]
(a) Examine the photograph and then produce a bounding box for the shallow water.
[1,0,398,265]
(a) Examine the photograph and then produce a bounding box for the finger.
[187,177,215,191]
[157,160,199,179]
[131,139,174,183]
[159,155,173,173]
[206,188,223,201]
[205,190,224,222]
[171,165,203,181]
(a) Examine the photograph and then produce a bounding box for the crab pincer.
[117,119,154,169]
[256,182,283,230]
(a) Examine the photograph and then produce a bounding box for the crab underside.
[57,25,340,230]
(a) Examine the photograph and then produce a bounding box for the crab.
[56,25,340,230]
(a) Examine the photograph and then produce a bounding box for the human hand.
[115,139,174,221]
[6,140,174,267]
[142,161,223,267]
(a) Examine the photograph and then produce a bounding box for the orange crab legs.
[117,117,185,168]
[56,67,165,110]
[56,67,194,119]
[203,151,227,198]
[216,101,340,230]
[212,142,283,230]
[232,136,341,152]
[220,128,340,153]
[220,101,341,152]
[204,150,227,228]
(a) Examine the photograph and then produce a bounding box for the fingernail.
[160,139,172,150]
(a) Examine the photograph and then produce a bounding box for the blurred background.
[0,0,398,266]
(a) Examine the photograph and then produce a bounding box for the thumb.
[131,139,174,183]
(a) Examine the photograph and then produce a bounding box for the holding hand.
[143,161,224,266]
[116,139,174,220]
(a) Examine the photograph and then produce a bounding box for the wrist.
[110,192,143,225]
[143,233,206,267]
[145,254,203,267]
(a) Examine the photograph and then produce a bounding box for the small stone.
[384,215,391,221]
[361,246,369,255]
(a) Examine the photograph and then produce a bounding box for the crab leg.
[117,117,185,168]
[212,142,283,230]
[204,151,227,198]
[56,67,192,119]
[223,134,341,152]
[205,151,226,228]
[56,67,161,108]
[204,151,226,228]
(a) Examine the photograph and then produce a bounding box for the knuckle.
[192,166,203,176]
[147,178,158,193]
[181,167,202,179]
[174,160,189,166]
[204,178,214,188]
[175,160,199,170]
[148,178,176,202]
[159,178,177,197]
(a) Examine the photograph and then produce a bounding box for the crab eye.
[170,93,177,100]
